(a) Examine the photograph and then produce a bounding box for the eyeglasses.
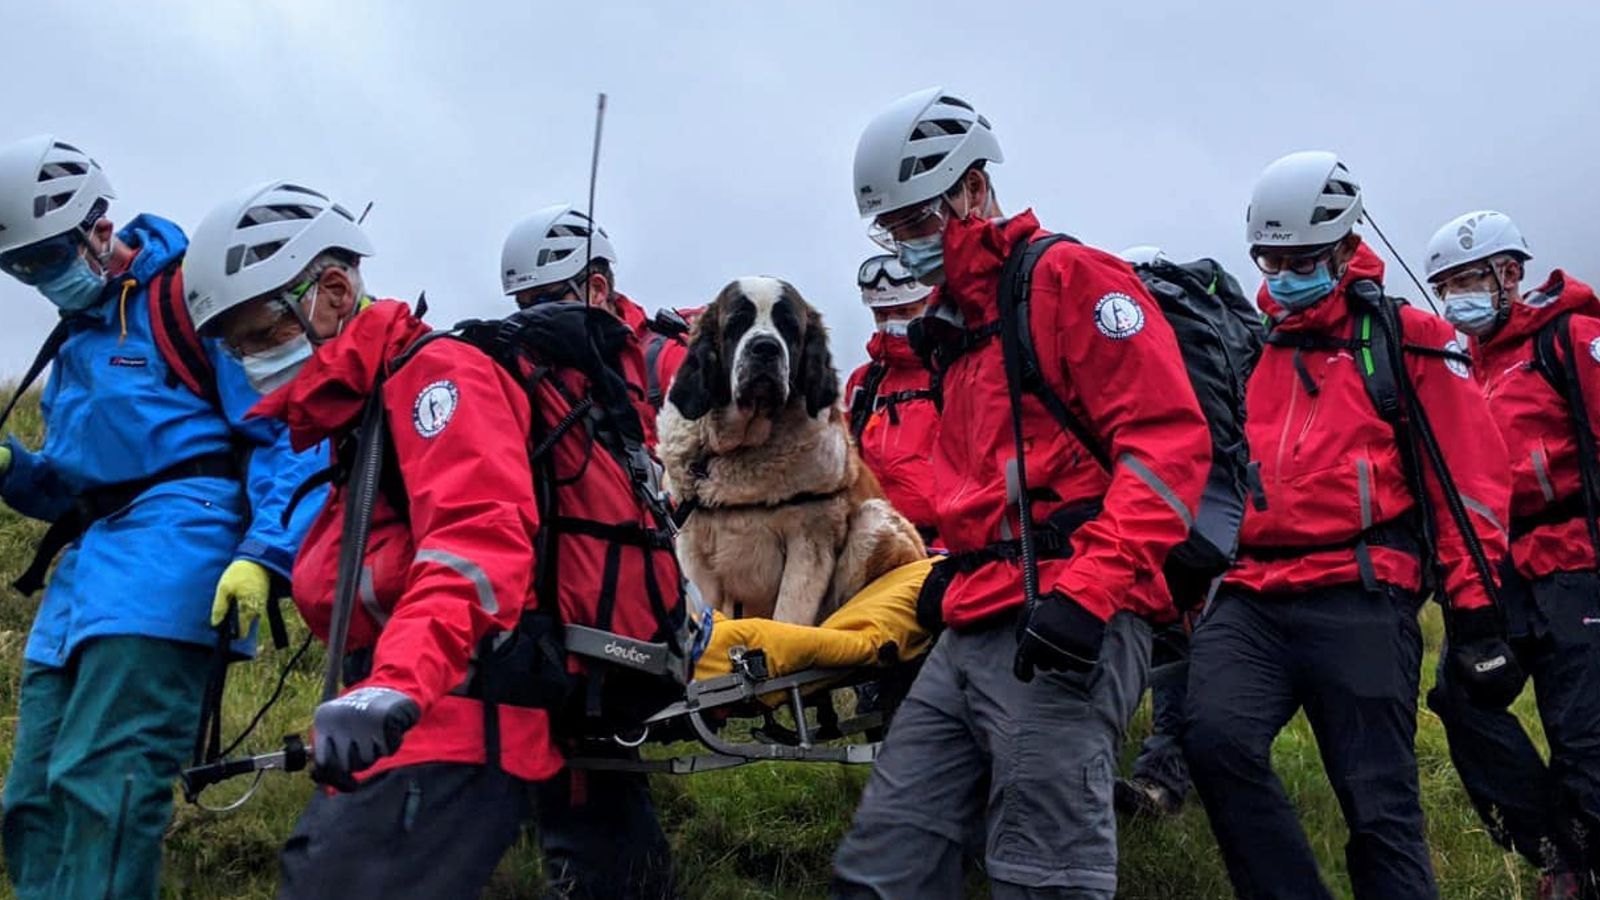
[219,299,306,358]
[868,199,943,252]
[1431,265,1496,301]
[0,231,84,285]
[1251,242,1338,276]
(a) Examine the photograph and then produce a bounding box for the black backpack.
[978,236,1264,609]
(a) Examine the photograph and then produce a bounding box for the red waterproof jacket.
[846,331,940,538]
[1230,242,1510,611]
[253,301,561,783]
[932,211,1211,628]
[1471,270,1600,579]
[614,294,697,428]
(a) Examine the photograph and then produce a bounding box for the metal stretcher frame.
[180,634,908,805]
[565,644,894,775]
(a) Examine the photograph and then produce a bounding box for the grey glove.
[312,686,421,788]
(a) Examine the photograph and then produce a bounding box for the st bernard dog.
[658,276,926,625]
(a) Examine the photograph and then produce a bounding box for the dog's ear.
[667,301,728,420]
[798,303,840,417]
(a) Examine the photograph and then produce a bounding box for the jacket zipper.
[1273,367,1301,485]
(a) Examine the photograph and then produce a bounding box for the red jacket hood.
[1477,270,1600,358]
[866,330,921,368]
[614,292,649,333]
[1257,239,1387,333]
[942,209,1045,321]
[250,299,432,451]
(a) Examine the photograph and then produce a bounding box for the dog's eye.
[771,301,801,340]
[725,304,755,339]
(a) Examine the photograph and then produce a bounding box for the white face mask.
[877,319,913,337]
[242,334,314,394]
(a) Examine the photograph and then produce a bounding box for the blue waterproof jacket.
[1,214,327,667]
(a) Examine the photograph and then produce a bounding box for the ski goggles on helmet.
[1251,241,1339,276]
[857,255,919,290]
[0,231,85,286]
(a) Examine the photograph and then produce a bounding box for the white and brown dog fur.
[658,276,926,625]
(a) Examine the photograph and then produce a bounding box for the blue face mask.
[896,234,945,285]
[1443,291,1500,336]
[36,255,108,312]
[1266,262,1336,311]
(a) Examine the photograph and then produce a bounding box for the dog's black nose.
[746,335,783,359]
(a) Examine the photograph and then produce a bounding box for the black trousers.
[1183,584,1436,900]
[278,763,533,900]
[536,766,677,899]
[1428,569,1600,878]
[278,762,677,900]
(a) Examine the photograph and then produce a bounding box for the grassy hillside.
[0,388,1542,898]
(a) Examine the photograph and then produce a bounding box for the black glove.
[1449,606,1527,710]
[312,686,422,789]
[1014,591,1105,682]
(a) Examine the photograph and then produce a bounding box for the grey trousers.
[832,610,1151,899]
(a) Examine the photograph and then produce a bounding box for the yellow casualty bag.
[693,558,935,682]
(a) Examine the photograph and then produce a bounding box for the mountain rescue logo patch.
[413,380,459,438]
[1443,340,1471,380]
[1094,292,1146,340]
[1589,337,1600,365]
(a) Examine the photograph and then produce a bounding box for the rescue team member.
[832,87,1212,899]
[183,181,565,900]
[501,204,693,435]
[845,253,939,544]
[0,137,321,900]
[1423,210,1600,897]
[1111,245,1193,820]
[1181,152,1519,900]
[498,203,678,898]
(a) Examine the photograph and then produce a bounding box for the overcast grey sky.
[2,0,1596,376]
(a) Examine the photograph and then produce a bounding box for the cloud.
[1,0,1595,378]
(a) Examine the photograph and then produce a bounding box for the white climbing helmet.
[858,253,933,308]
[853,87,1003,219]
[1246,151,1363,249]
[1424,210,1532,282]
[0,135,116,255]
[184,181,374,333]
[500,204,617,296]
[1119,245,1168,267]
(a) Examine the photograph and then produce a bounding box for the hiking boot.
[1115,776,1182,818]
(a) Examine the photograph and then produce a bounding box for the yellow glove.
[212,560,271,632]
[0,445,11,476]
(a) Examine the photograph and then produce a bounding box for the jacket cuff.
[1052,565,1118,622]
[234,539,295,579]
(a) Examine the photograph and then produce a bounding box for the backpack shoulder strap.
[148,264,219,407]
[1534,312,1600,560]
[643,332,670,410]
[999,232,1112,471]
[0,318,72,434]
[848,361,889,440]
[1533,312,1571,395]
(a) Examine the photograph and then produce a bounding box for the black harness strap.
[14,451,240,595]
[848,361,889,440]
[0,319,71,434]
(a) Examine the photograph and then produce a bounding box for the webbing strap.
[0,318,71,434]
